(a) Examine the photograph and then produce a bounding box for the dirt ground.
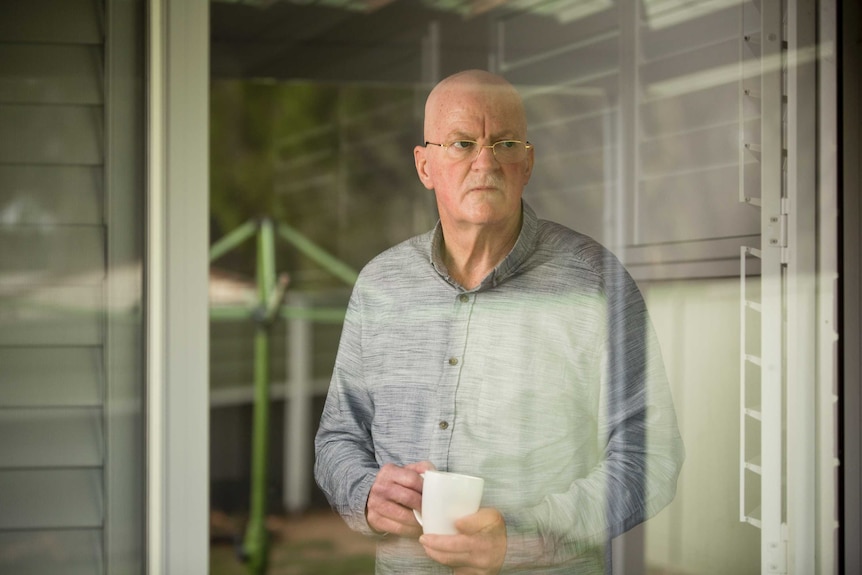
[210,509,377,575]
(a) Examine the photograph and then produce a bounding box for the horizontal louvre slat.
[0,105,103,165]
[530,187,606,243]
[639,6,737,62]
[641,83,739,138]
[0,226,104,284]
[640,36,737,89]
[505,34,619,86]
[640,123,740,177]
[0,285,102,345]
[626,258,751,280]
[531,111,611,155]
[0,468,102,529]
[525,92,611,127]
[625,235,762,266]
[0,0,102,44]
[0,45,103,105]
[0,347,101,406]
[500,8,617,66]
[535,149,609,189]
[0,530,102,575]
[0,408,102,468]
[638,165,760,242]
[0,166,102,225]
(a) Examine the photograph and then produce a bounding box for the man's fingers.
[420,508,507,574]
[454,508,501,534]
[366,463,429,536]
[369,464,423,508]
[419,534,473,567]
[405,460,437,476]
[369,511,423,538]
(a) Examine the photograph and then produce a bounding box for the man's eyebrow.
[445,132,520,142]
[445,131,475,141]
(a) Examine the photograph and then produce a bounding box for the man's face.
[414,82,534,231]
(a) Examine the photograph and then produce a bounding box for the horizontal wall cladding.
[0,530,102,575]
[0,0,102,44]
[210,317,343,391]
[0,285,102,346]
[0,166,103,225]
[0,226,105,284]
[0,44,104,105]
[0,468,102,530]
[0,407,102,468]
[0,0,111,566]
[0,105,103,165]
[0,346,102,406]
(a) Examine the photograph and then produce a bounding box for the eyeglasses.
[424,139,532,164]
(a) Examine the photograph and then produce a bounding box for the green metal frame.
[209,217,356,574]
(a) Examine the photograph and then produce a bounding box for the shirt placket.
[428,291,475,469]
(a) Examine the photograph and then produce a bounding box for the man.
[315,69,684,574]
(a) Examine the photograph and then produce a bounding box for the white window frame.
[147,0,210,573]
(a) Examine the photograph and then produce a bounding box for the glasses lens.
[493,141,526,163]
[445,141,477,161]
[439,140,527,163]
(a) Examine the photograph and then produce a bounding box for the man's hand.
[366,461,436,538]
[419,507,507,575]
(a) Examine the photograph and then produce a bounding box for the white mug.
[413,470,484,535]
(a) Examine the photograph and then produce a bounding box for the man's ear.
[522,146,535,187]
[414,145,435,190]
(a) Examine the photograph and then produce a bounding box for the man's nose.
[472,145,499,167]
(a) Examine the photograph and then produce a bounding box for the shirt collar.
[429,200,539,291]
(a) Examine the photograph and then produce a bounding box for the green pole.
[242,218,276,574]
[276,221,358,286]
[210,219,258,263]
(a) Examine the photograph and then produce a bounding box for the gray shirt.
[314,202,684,574]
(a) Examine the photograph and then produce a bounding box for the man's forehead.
[427,91,524,133]
[432,80,516,104]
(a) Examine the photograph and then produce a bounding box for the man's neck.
[440,215,522,290]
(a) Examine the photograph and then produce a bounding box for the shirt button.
[439,421,449,430]
[448,357,458,366]
[459,294,469,303]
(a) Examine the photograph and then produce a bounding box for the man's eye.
[498,141,517,149]
[451,141,476,150]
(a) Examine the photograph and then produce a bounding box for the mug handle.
[413,472,425,526]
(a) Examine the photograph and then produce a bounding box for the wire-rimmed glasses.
[424,139,532,164]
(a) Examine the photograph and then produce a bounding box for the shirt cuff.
[500,509,547,570]
[343,471,379,536]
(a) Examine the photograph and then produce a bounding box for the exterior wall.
[0,0,146,572]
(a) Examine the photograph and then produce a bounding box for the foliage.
[210,80,435,289]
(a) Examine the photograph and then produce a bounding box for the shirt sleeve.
[501,255,685,570]
[313,282,381,536]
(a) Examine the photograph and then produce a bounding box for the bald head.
[423,70,527,141]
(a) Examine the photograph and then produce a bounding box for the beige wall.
[642,277,760,574]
